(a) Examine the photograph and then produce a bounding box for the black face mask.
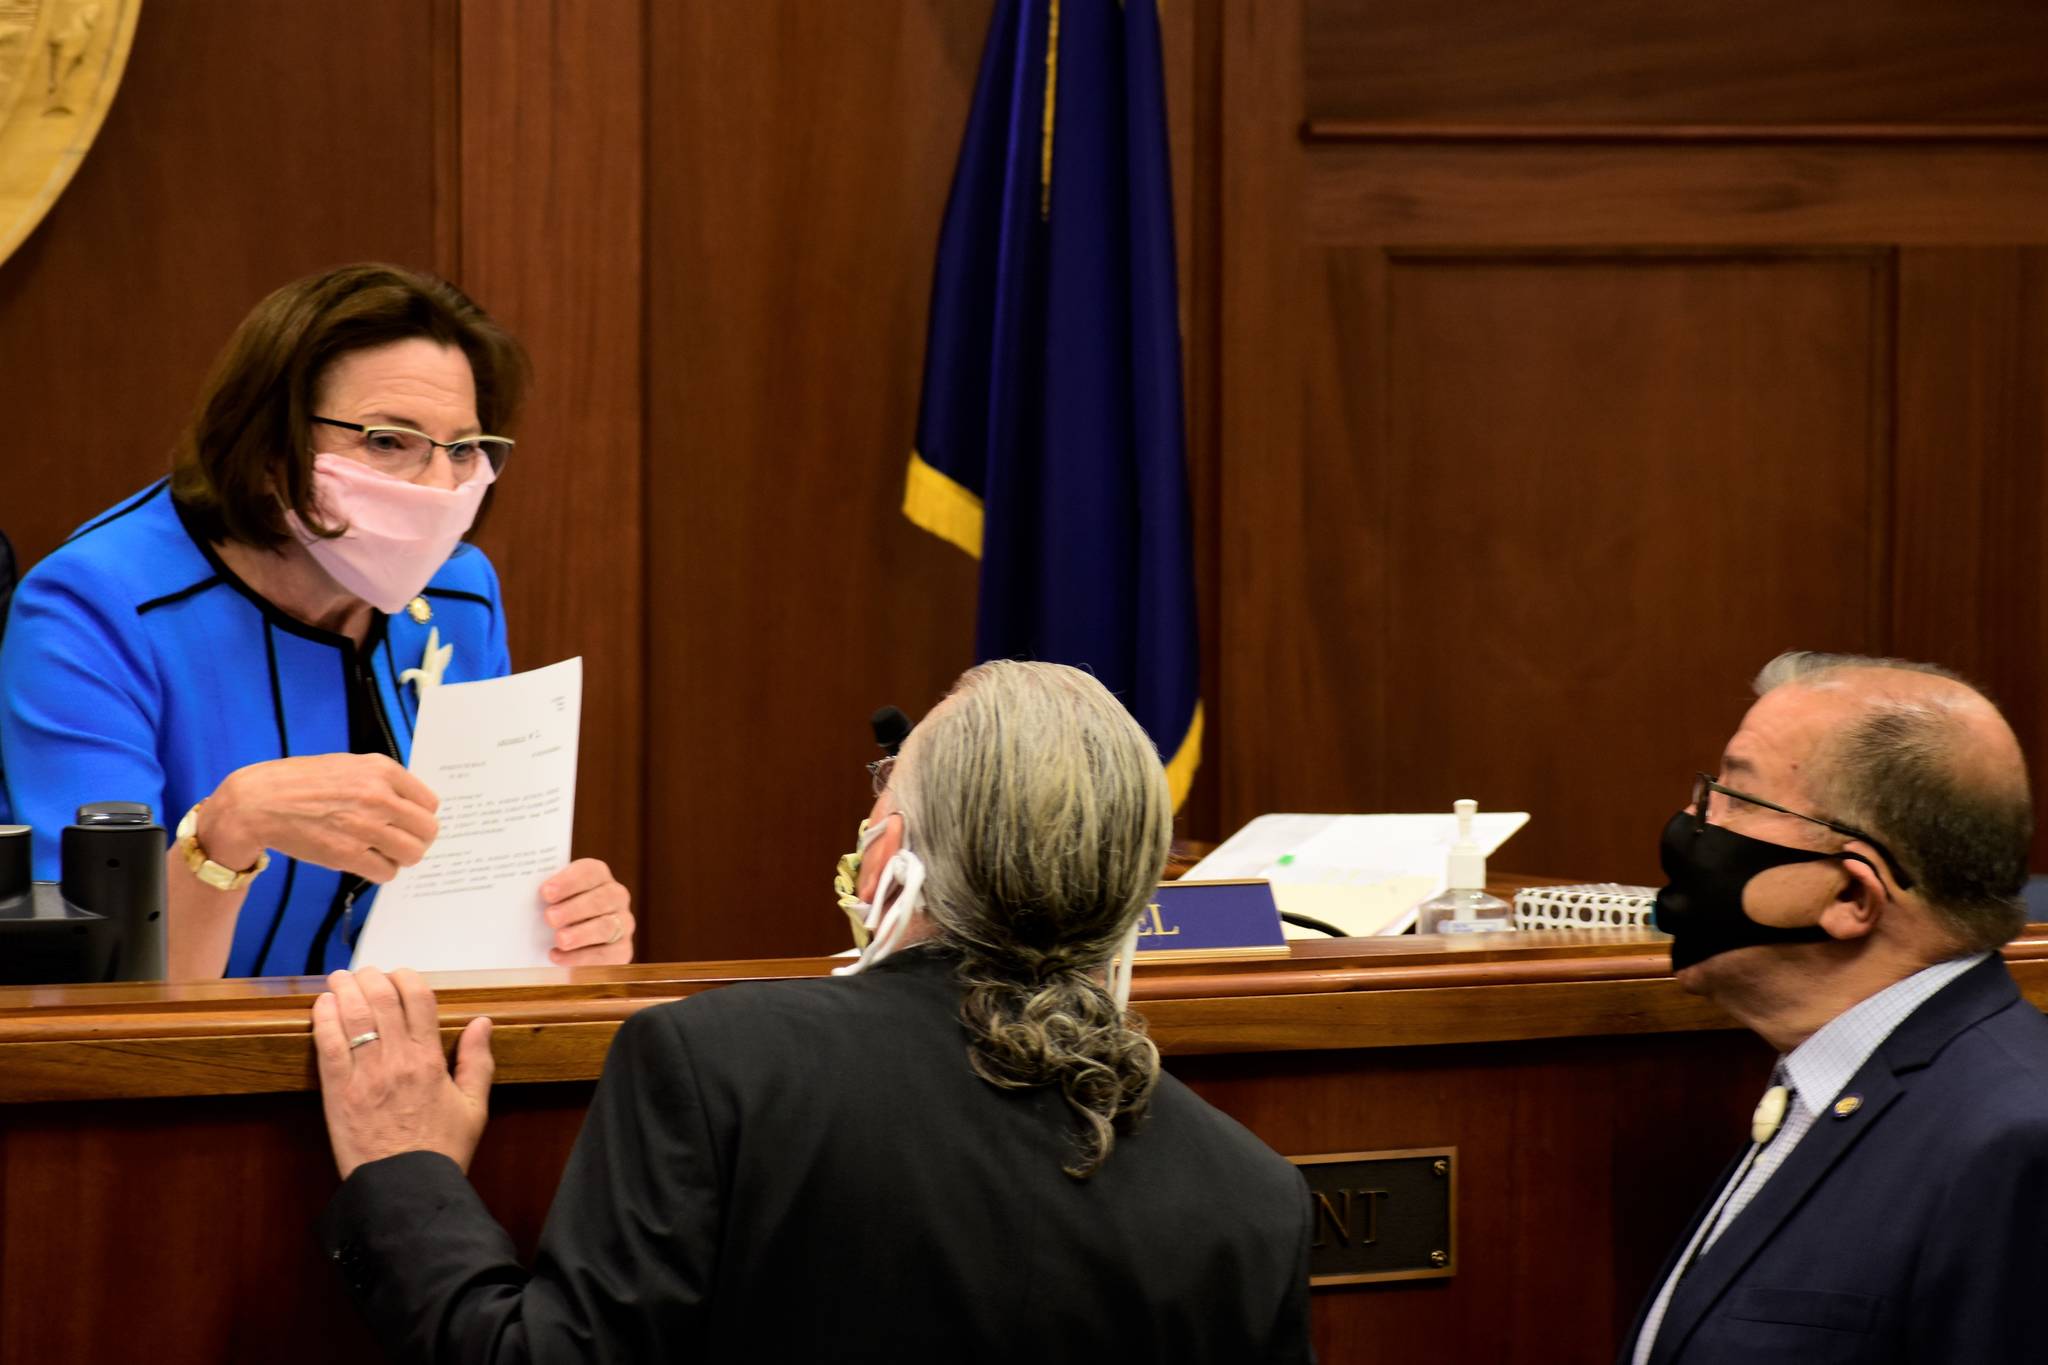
[1653,810,1868,971]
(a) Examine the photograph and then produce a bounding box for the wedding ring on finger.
[347,1030,381,1050]
[605,914,623,947]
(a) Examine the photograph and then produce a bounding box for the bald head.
[1751,652,2033,949]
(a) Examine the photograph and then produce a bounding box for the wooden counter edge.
[6,934,2048,1104]
[0,974,1731,1104]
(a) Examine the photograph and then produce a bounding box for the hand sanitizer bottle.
[1415,799,1515,935]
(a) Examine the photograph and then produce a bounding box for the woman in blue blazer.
[0,265,633,978]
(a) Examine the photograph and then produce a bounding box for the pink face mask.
[284,453,496,615]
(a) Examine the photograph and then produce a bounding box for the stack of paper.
[351,658,583,972]
[1181,812,1529,937]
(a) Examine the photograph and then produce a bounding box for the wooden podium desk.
[7,926,2048,1363]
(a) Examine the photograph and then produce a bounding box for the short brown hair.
[169,263,530,547]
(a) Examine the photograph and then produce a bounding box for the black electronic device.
[0,803,168,985]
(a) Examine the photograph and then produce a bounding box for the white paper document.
[1182,811,1529,938]
[351,658,582,973]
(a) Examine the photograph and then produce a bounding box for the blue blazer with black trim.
[0,482,510,976]
[1623,954,2048,1364]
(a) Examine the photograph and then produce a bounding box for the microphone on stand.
[870,705,911,758]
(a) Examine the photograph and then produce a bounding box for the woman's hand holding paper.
[541,858,635,965]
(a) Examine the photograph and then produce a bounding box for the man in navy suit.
[1626,651,2048,1364]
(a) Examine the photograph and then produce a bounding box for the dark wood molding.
[1304,121,2048,145]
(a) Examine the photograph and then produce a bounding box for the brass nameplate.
[1291,1147,1456,1286]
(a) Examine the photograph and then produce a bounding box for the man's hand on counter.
[311,967,495,1180]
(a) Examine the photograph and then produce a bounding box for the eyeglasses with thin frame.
[1690,771,1916,891]
[867,755,897,796]
[311,416,515,482]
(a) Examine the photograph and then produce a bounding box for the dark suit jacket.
[1622,955,2048,1365]
[322,946,1314,1363]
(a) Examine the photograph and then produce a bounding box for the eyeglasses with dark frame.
[311,416,515,481]
[1690,771,1916,891]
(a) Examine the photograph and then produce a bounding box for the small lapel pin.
[1831,1094,1863,1119]
[1752,1084,1790,1144]
[405,597,433,624]
[399,626,454,696]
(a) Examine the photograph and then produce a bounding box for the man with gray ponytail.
[314,661,1315,1363]
[838,661,1194,1176]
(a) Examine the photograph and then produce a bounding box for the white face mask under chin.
[1105,916,1143,1012]
[832,837,927,978]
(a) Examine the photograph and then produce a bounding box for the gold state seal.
[0,0,142,266]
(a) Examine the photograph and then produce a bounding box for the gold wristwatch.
[175,804,270,891]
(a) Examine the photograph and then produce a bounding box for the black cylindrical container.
[60,803,166,982]
[0,824,28,903]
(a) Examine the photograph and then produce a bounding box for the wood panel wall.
[456,0,647,935]
[641,2,987,962]
[0,0,446,560]
[1222,0,2048,884]
[5,0,2048,960]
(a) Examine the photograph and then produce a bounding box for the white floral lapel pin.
[399,626,454,697]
